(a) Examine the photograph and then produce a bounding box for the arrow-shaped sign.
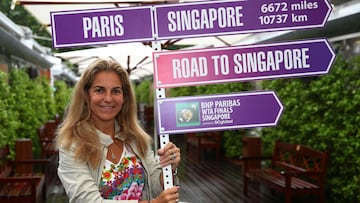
[50,0,332,48]
[156,91,284,134]
[154,0,333,40]
[153,38,335,88]
[50,6,154,48]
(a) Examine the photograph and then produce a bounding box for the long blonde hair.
[56,59,151,169]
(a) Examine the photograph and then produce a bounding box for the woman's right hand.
[153,186,180,203]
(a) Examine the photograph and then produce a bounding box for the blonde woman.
[56,59,180,203]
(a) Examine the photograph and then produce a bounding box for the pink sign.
[153,39,335,88]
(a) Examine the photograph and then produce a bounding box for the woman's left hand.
[158,142,181,170]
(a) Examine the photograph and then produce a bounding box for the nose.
[103,91,113,102]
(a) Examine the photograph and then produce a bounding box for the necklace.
[109,147,116,159]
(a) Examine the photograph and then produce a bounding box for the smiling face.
[88,71,124,129]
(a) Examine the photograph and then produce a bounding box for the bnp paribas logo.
[176,102,200,127]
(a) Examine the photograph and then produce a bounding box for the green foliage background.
[9,70,53,156]
[54,80,73,117]
[135,79,154,106]
[261,55,360,202]
[0,72,19,154]
[0,69,72,158]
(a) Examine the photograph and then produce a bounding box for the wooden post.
[15,138,33,173]
[242,136,262,169]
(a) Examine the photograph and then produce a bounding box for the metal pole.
[152,40,173,189]
[0,27,53,69]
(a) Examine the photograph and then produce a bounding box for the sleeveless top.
[99,143,146,200]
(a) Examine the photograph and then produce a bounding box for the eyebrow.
[93,86,122,89]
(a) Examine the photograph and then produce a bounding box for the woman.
[56,59,180,203]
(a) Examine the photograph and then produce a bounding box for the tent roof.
[13,0,360,81]
[54,42,154,80]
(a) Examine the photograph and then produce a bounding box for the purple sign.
[51,6,154,48]
[153,38,335,88]
[154,0,332,40]
[51,0,332,47]
[156,91,283,134]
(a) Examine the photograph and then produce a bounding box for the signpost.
[153,38,335,88]
[156,91,283,134]
[51,6,154,48]
[49,0,335,192]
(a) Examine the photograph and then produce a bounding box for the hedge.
[261,55,360,202]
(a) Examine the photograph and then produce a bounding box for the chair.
[0,145,49,203]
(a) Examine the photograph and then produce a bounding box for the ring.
[170,153,176,161]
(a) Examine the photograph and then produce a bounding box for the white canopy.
[54,42,154,80]
[17,0,254,81]
[12,0,360,81]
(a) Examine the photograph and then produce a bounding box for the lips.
[100,106,114,109]
[98,105,117,112]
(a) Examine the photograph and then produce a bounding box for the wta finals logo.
[176,102,200,127]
